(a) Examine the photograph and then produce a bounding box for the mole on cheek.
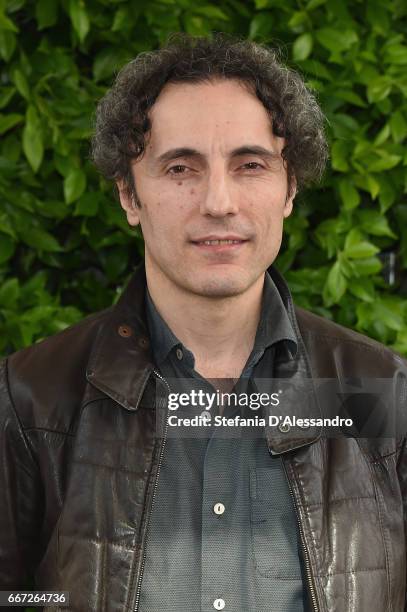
[190,188,195,195]
[177,181,183,186]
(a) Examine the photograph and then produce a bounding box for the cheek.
[245,179,287,206]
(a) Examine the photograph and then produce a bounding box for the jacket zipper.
[133,370,171,612]
[282,458,319,612]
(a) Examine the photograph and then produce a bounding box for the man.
[1,33,406,612]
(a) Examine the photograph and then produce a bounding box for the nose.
[199,168,239,217]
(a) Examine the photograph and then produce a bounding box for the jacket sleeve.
[0,357,44,593]
[397,435,407,612]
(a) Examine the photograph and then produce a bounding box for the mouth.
[192,239,246,246]
[190,237,249,253]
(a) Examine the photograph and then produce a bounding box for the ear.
[283,180,296,218]
[116,180,140,227]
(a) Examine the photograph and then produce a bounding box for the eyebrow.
[156,147,201,164]
[155,145,280,165]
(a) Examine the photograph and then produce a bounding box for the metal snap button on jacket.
[278,422,290,433]
[118,324,133,338]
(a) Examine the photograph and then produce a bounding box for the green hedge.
[0,0,406,357]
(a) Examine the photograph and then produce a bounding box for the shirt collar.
[253,271,298,357]
[145,291,189,367]
[146,271,297,368]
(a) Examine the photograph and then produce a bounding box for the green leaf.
[112,7,131,32]
[352,256,382,276]
[299,59,332,80]
[20,271,47,298]
[5,1,25,12]
[0,86,15,109]
[21,227,62,252]
[0,12,19,32]
[366,1,390,35]
[367,152,402,172]
[0,212,16,239]
[293,33,313,61]
[334,90,366,107]
[358,211,397,238]
[63,168,87,204]
[389,111,407,143]
[343,231,380,262]
[307,0,326,10]
[0,234,15,263]
[367,77,392,103]
[193,5,228,19]
[12,68,30,100]
[288,10,309,29]
[22,105,44,172]
[366,175,380,200]
[35,0,58,29]
[93,48,130,83]
[393,330,407,355]
[377,175,396,212]
[348,277,375,303]
[373,301,404,331]
[0,278,19,308]
[69,0,89,43]
[330,113,359,139]
[344,228,363,248]
[354,174,380,200]
[315,216,350,257]
[0,30,16,61]
[324,261,347,304]
[345,240,379,259]
[74,192,99,217]
[383,44,407,65]
[248,12,274,40]
[0,112,23,134]
[316,27,357,54]
[331,140,350,172]
[338,178,360,210]
[373,124,390,147]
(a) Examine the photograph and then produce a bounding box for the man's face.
[118,79,295,298]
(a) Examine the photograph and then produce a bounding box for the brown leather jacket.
[1,264,407,612]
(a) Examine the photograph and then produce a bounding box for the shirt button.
[213,502,225,515]
[176,348,183,360]
[200,411,211,421]
[213,599,225,610]
[278,422,290,433]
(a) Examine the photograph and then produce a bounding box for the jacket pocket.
[249,466,302,579]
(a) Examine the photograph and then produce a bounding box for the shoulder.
[2,307,113,431]
[294,305,407,377]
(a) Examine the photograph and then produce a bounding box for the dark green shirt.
[139,272,306,612]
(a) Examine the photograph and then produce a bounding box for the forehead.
[145,78,279,153]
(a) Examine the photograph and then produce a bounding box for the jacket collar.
[86,264,155,411]
[86,263,322,454]
[262,266,323,454]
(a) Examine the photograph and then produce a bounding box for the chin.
[187,275,250,298]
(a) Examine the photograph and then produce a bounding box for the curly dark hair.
[91,32,328,199]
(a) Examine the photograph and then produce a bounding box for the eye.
[168,164,189,175]
[241,162,264,171]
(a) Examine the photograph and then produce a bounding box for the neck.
[146,265,265,379]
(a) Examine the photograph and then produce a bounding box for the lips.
[191,235,248,245]
[194,239,245,245]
